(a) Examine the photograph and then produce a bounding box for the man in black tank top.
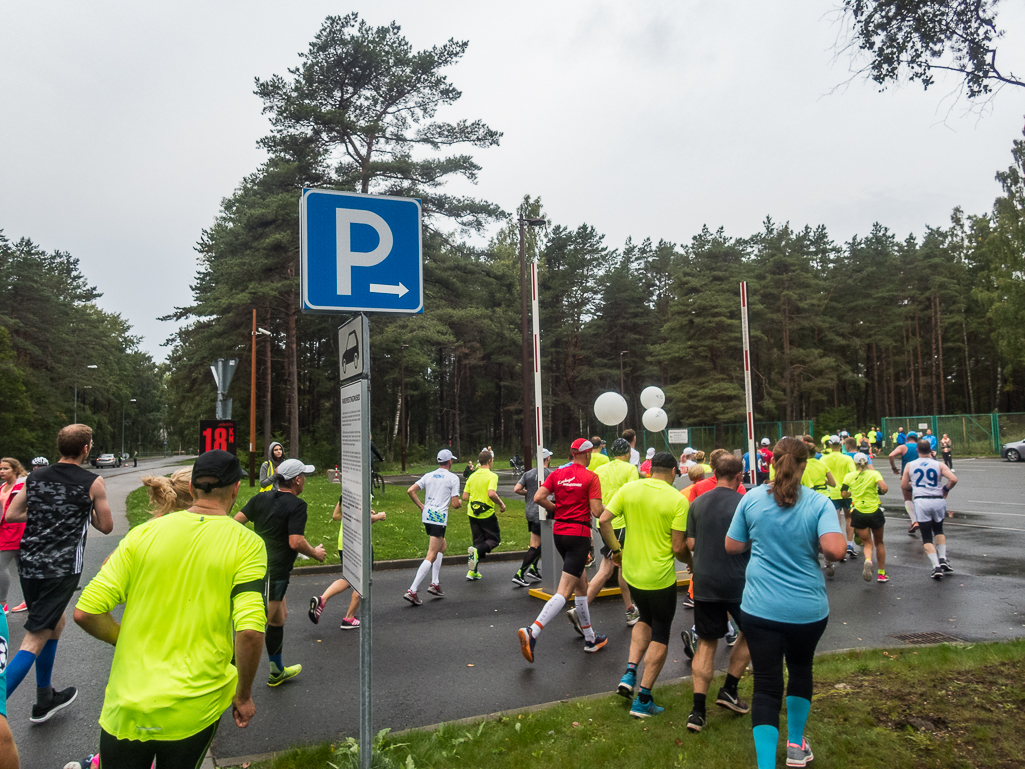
[5,424,113,723]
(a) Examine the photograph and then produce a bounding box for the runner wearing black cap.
[4,424,114,722]
[889,430,921,534]
[517,438,607,662]
[235,458,325,686]
[404,449,462,604]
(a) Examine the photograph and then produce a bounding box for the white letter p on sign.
[336,209,393,295]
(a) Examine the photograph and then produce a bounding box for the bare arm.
[888,446,905,475]
[289,534,326,562]
[331,502,341,521]
[877,477,889,494]
[370,511,387,523]
[589,498,602,519]
[487,488,506,512]
[820,532,847,562]
[597,508,621,566]
[0,716,19,769]
[513,482,527,497]
[73,608,121,645]
[406,484,423,510]
[449,495,461,510]
[3,490,26,523]
[534,486,555,514]
[672,530,691,564]
[900,466,912,493]
[686,536,695,552]
[725,536,750,555]
[825,471,836,488]
[90,476,114,534]
[232,628,263,728]
[233,512,248,524]
[941,465,958,495]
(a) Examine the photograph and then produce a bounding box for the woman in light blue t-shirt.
[726,437,846,769]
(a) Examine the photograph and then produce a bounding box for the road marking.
[884,516,1025,533]
[967,501,1025,507]
[949,510,1025,518]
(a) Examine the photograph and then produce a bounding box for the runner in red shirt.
[518,439,608,662]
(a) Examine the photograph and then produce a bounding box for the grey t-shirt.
[685,486,749,603]
[517,467,551,523]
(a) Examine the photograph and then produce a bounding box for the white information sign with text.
[668,428,689,444]
[340,378,367,596]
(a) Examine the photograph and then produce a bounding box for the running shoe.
[268,664,302,687]
[908,521,920,536]
[715,687,750,714]
[625,605,640,626]
[467,546,479,570]
[725,623,739,647]
[427,582,445,597]
[584,634,608,653]
[585,551,595,568]
[2,604,6,615]
[29,687,77,723]
[786,738,814,767]
[940,558,954,573]
[525,567,543,582]
[629,696,664,718]
[567,607,584,637]
[340,617,360,630]
[403,589,423,606]
[681,594,694,609]
[10,601,26,613]
[681,628,697,660]
[846,545,857,559]
[517,627,537,663]
[308,595,324,624]
[877,572,889,583]
[862,559,874,582]
[511,571,530,587]
[686,710,706,732]
[617,669,636,699]
[466,570,482,581]
[825,562,835,578]
[931,566,944,580]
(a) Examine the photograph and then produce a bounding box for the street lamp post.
[122,398,136,456]
[250,310,272,487]
[619,351,628,430]
[400,344,409,472]
[519,215,546,471]
[74,364,99,423]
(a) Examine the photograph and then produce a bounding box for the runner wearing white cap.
[404,450,463,605]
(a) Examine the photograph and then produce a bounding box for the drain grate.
[891,631,963,645]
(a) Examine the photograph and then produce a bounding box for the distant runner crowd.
[0,420,959,769]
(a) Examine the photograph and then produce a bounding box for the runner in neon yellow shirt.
[599,452,689,718]
[75,451,266,763]
[462,449,506,580]
[841,453,890,583]
[820,436,856,575]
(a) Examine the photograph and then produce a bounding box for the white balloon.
[640,386,665,410]
[642,407,668,433]
[594,392,629,426]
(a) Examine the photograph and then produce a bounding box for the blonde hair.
[0,458,27,478]
[770,437,808,508]
[142,468,194,517]
[694,451,705,464]
[688,464,705,483]
[855,454,871,469]
[708,448,729,472]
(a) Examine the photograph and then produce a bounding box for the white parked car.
[94,454,117,468]
[1002,438,1025,462]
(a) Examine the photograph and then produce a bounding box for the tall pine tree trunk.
[872,343,882,420]
[936,294,946,413]
[962,317,975,413]
[915,309,926,414]
[930,299,939,414]
[284,289,300,455]
[263,310,272,452]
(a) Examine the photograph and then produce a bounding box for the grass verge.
[125,475,528,564]
[247,639,1025,769]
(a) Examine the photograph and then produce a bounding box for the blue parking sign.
[301,188,423,314]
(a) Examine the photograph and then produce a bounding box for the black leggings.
[918,519,944,544]
[469,515,501,557]
[100,721,218,769]
[626,583,677,645]
[740,611,828,729]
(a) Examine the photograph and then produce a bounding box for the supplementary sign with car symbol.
[300,188,423,314]
[338,315,369,381]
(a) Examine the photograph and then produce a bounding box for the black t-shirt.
[241,491,308,578]
[21,463,98,579]
[685,486,749,603]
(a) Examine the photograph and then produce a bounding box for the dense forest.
[159,14,1025,470]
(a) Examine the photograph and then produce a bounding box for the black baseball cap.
[192,450,247,491]
[651,451,678,470]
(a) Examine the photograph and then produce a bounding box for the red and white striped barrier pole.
[741,281,757,486]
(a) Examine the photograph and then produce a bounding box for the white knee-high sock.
[936,543,947,560]
[410,559,432,592]
[531,593,566,638]
[431,553,443,583]
[574,596,596,642]
[904,501,915,521]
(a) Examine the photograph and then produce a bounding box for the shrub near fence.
[882,413,1025,456]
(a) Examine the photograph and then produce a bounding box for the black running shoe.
[931,566,944,580]
[681,594,694,609]
[681,628,696,660]
[715,687,750,714]
[511,572,530,587]
[686,710,706,732]
[940,558,954,573]
[30,687,77,724]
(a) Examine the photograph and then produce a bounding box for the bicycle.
[371,460,385,496]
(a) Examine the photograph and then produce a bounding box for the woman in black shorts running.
[841,453,889,583]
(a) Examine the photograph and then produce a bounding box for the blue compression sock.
[35,639,58,689]
[786,696,811,746]
[6,650,36,697]
[269,653,283,672]
[752,724,780,769]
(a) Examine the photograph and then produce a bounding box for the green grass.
[126,475,528,564]
[245,639,1025,769]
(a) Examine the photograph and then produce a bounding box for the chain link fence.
[659,420,814,455]
[882,413,1025,456]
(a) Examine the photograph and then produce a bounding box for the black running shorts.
[554,533,591,578]
[832,498,852,512]
[627,583,678,645]
[21,574,80,633]
[850,508,885,530]
[424,522,447,539]
[526,520,541,536]
[694,599,742,641]
[599,527,626,558]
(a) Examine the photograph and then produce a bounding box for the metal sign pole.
[740,282,757,486]
[359,317,372,769]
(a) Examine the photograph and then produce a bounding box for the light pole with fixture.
[619,351,628,429]
[519,215,547,471]
[400,343,410,472]
[122,398,137,456]
[74,364,99,423]
[250,309,272,486]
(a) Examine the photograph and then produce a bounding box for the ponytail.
[142,468,194,517]
[771,437,808,508]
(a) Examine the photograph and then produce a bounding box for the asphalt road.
[7,457,1025,768]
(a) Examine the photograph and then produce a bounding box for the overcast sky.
[3,1,1023,361]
